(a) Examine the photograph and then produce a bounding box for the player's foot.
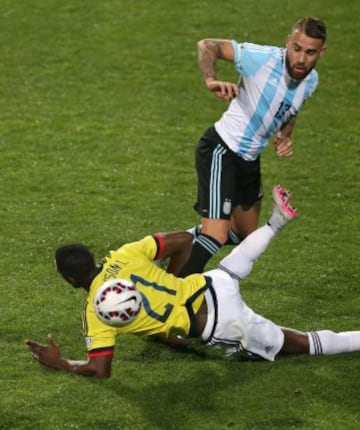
[267,185,297,232]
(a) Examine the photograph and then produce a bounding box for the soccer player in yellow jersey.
[26,186,360,378]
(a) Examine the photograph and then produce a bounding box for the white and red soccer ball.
[94,279,142,327]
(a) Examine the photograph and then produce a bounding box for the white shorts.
[201,268,284,361]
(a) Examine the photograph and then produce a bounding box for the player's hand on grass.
[25,334,62,370]
[206,79,239,101]
[273,133,293,158]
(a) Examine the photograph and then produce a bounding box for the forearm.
[198,39,220,82]
[26,335,112,378]
[197,39,238,101]
[41,356,100,377]
[279,116,296,138]
[167,249,191,275]
[163,232,193,275]
[59,359,100,377]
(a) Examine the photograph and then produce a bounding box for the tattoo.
[198,40,221,81]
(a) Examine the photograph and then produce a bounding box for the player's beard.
[285,55,313,81]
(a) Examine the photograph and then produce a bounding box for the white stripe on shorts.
[209,144,227,218]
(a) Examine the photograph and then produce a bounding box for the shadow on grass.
[104,343,359,430]
[102,339,287,429]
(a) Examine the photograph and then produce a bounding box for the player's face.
[285,30,326,80]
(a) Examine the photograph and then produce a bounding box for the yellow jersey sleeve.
[82,297,117,356]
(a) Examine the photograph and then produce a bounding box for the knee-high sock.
[218,224,276,280]
[178,234,222,277]
[308,330,360,355]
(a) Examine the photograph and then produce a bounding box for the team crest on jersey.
[222,198,232,215]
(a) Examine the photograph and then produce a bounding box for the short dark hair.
[293,17,327,43]
[55,243,95,285]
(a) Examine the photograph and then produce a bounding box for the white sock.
[218,224,275,280]
[308,330,360,355]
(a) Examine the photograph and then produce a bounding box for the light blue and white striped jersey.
[214,41,318,161]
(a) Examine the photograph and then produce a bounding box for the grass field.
[1,1,359,429]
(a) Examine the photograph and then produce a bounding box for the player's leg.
[224,155,263,245]
[178,218,226,276]
[230,201,261,240]
[201,218,229,243]
[218,185,296,280]
[280,328,310,353]
[201,270,286,361]
[188,203,260,249]
[280,328,360,356]
[189,185,262,247]
[178,128,231,276]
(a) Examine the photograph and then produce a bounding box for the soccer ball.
[94,279,142,327]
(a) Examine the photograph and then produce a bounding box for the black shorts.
[194,127,263,220]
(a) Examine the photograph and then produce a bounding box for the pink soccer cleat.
[268,185,297,232]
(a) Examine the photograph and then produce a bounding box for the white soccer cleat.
[268,185,297,232]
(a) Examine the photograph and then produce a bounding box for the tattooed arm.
[197,39,239,101]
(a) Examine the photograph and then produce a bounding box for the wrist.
[205,77,216,84]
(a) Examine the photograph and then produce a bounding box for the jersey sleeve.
[152,233,165,260]
[120,235,163,262]
[82,298,117,357]
[231,39,241,68]
[235,42,274,77]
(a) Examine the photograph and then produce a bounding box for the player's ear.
[319,44,326,57]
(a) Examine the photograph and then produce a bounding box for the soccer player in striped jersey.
[179,17,327,277]
[26,186,360,378]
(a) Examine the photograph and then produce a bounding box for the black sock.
[178,233,222,277]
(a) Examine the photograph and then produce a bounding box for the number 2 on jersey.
[130,274,176,323]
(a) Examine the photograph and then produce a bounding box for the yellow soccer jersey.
[83,235,208,357]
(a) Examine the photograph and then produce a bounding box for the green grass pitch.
[0,1,359,429]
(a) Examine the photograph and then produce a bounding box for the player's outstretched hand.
[25,334,62,370]
[206,79,239,101]
[273,133,293,158]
